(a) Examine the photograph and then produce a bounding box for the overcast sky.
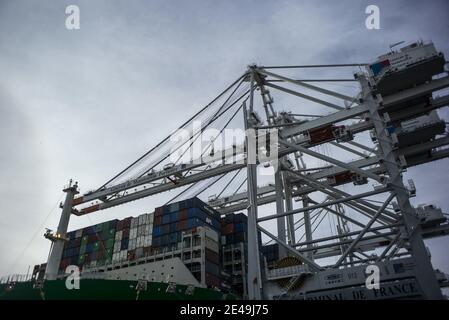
[0,0,448,283]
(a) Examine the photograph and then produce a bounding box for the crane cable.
[132,81,250,180]
[97,72,247,190]
[5,193,64,276]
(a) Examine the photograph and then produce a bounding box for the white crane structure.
[46,41,449,299]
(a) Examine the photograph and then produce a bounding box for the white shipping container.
[130,228,137,239]
[129,238,136,250]
[138,214,144,226]
[113,241,121,253]
[119,250,127,261]
[115,230,123,241]
[131,217,139,229]
[137,225,145,236]
[144,224,152,236]
[144,235,152,247]
[135,247,144,258]
[204,227,219,243]
[148,213,154,224]
[112,252,119,263]
[75,229,83,238]
[205,237,219,253]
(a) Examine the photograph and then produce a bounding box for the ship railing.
[82,241,203,275]
[266,264,312,281]
[0,274,33,284]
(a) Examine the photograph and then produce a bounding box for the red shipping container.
[179,208,188,220]
[117,220,124,231]
[59,258,70,270]
[127,249,136,261]
[335,172,354,185]
[205,248,219,265]
[123,217,132,228]
[97,249,105,260]
[309,125,334,144]
[155,207,163,217]
[222,224,234,235]
[154,215,162,226]
[176,220,188,231]
[88,234,98,243]
[205,273,221,288]
[122,228,130,239]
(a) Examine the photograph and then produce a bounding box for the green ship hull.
[0,279,234,300]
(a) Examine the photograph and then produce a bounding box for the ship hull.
[0,279,233,300]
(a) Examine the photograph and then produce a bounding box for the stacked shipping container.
[152,197,220,250]
[221,213,247,246]
[60,197,223,289]
[153,197,222,288]
[59,198,273,294]
[60,219,118,272]
[220,213,248,297]
[112,213,154,264]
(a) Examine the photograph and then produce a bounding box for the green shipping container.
[96,259,105,267]
[105,238,114,249]
[105,248,113,260]
[78,254,86,265]
[81,236,88,246]
[93,241,100,252]
[79,244,86,255]
[107,228,116,239]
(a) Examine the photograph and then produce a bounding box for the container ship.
[2,41,449,300]
[0,196,261,300]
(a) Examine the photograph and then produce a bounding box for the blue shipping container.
[162,214,170,224]
[85,243,93,254]
[153,226,161,237]
[161,224,170,234]
[205,261,220,275]
[168,232,179,243]
[152,236,161,247]
[121,238,129,250]
[234,222,246,233]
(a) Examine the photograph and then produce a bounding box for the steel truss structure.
[46,42,449,299]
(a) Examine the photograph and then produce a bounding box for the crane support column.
[274,169,287,258]
[45,180,78,280]
[282,173,296,244]
[245,68,263,299]
[360,74,443,299]
[302,196,313,259]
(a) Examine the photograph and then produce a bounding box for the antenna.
[389,41,405,52]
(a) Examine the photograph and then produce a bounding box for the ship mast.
[44,179,79,280]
